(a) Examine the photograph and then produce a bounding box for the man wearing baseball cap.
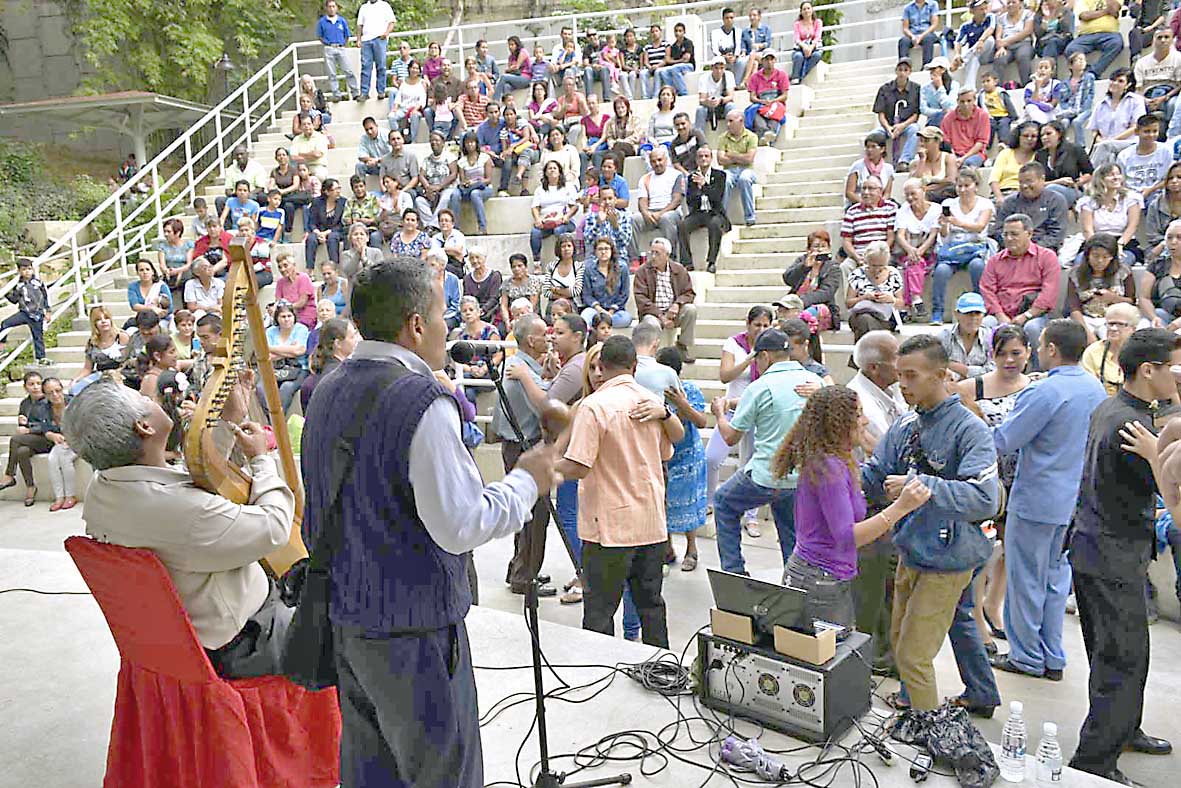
[747,50,790,146]
[710,328,822,578]
[697,56,738,131]
[940,292,995,380]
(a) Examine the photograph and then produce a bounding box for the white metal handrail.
[2,0,932,376]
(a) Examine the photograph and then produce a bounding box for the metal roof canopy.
[0,91,210,165]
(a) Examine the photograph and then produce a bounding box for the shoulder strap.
[975,376,985,401]
[309,362,409,567]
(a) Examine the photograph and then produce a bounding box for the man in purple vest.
[301,255,556,787]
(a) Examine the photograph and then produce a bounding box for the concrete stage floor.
[1,502,1178,786]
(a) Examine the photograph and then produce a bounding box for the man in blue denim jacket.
[863,335,1000,712]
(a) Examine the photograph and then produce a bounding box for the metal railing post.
[214,110,225,178]
[456,28,466,72]
[152,163,164,240]
[70,235,86,318]
[267,68,276,125]
[243,86,251,141]
[292,47,302,111]
[184,137,195,204]
[113,197,127,279]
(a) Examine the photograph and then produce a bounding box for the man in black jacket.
[678,147,731,273]
[1067,328,1180,786]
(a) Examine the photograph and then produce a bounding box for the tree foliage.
[70,0,437,103]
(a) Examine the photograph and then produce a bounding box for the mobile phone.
[942,205,952,217]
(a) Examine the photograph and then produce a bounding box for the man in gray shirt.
[631,320,683,398]
[990,162,1067,254]
[379,128,421,199]
[355,116,392,179]
[493,314,555,595]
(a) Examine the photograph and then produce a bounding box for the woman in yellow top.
[989,120,1041,201]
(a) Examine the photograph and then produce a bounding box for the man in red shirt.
[940,87,990,168]
[980,213,1060,368]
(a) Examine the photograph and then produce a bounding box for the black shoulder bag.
[280,365,404,690]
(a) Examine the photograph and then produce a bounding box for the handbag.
[280,365,405,689]
[757,101,787,123]
[273,357,302,383]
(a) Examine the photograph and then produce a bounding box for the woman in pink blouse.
[273,252,318,328]
[791,2,824,84]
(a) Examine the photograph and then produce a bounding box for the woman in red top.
[273,252,317,328]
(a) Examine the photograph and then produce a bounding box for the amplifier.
[697,631,872,743]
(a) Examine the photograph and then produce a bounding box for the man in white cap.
[746,50,790,145]
[696,56,738,131]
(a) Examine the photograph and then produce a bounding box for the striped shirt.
[840,199,898,257]
[644,43,667,69]
[457,93,489,127]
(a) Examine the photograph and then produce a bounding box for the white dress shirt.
[352,340,539,555]
[82,455,295,649]
[848,371,908,448]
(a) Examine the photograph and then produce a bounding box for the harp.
[183,237,307,576]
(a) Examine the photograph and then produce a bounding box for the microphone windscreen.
[449,341,478,365]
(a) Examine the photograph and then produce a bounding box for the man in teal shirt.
[711,328,822,575]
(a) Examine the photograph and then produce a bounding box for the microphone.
[449,341,478,365]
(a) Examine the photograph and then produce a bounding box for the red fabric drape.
[65,536,340,788]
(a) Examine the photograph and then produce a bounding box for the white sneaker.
[1065,594,1077,615]
[743,521,761,538]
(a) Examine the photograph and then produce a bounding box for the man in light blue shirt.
[899,0,942,67]
[988,320,1107,680]
[632,321,683,397]
[355,116,392,179]
[711,328,821,575]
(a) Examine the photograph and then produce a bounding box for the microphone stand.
[489,357,632,788]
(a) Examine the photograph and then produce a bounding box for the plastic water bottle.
[1035,722,1063,787]
[1000,700,1027,783]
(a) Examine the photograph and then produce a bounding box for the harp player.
[62,375,297,680]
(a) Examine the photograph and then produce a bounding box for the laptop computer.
[707,568,812,637]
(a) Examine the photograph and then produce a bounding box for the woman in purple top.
[772,386,931,627]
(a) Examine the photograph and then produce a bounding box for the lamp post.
[215,53,235,99]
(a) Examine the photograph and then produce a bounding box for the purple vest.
[302,358,471,632]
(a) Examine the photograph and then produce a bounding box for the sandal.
[49,500,63,512]
[984,610,1007,641]
[61,497,77,510]
[0,477,16,492]
[681,553,698,572]
[24,487,37,507]
[559,586,583,604]
[743,521,762,538]
[884,690,911,711]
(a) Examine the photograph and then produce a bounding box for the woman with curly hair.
[772,385,931,626]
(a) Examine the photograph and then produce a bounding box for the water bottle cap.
[1010,700,1023,714]
[1044,722,1057,736]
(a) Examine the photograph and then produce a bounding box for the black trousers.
[1068,568,1150,776]
[679,212,727,267]
[5,432,52,486]
[582,541,669,648]
[502,440,550,592]
[334,621,482,788]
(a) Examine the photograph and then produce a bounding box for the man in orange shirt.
[558,335,685,647]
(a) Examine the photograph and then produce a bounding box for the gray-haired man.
[64,379,295,680]
[634,238,698,362]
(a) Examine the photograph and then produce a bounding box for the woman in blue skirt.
[657,346,708,571]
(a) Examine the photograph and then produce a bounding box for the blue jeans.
[1065,32,1124,79]
[898,30,940,66]
[494,72,533,102]
[695,102,736,130]
[448,184,493,232]
[359,37,388,96]
[530,221,576,261]
[579,307,632,328]
[305,227,344,268]
[1003,516,1072,674]
[583,65,612,100]
[898,566,1002,709]
[354,160,382,180]
[713,470,797,575]
[556,479,582,566]
[1044,183,1080,207]
[639,68,658,99]
[791,49,822,82]
[389,108,421,143]
[423,107,459,139]
[932,242,989,316]
[724,166,757,224]
[0,310,45,359]
[875,123,919,164]
[657,62,694,95]
[962,154,985,168]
